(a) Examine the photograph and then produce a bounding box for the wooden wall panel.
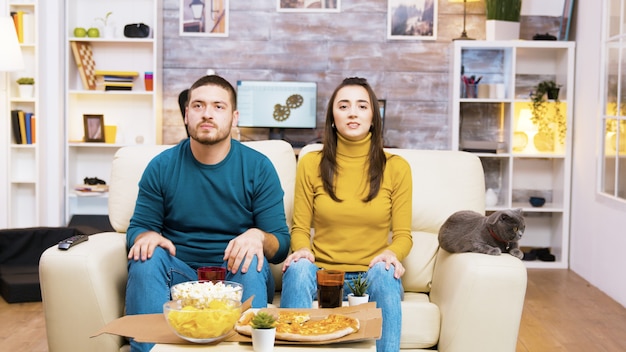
[160,0,557,149]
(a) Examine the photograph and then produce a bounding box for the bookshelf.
[2,0,39,228]
[64,0,161,222]
[449,41,575,269]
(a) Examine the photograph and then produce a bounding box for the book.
[94,70,139,77]
[31,115,36,144]
[70,41,97,90]
[11,110,22,144]
[105,85,133,91]
[25,112,33,144]
[18,110,27,144]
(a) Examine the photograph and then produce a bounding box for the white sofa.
[40,140,527,352]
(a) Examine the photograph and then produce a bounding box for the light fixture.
[449,0,480,41]
[189,0,205,20]
[0,17,24,71]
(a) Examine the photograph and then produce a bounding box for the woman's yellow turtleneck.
[290,133,413,271]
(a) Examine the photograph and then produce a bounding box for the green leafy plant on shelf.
[485,0,522,22]
[95,11,113,27]
[347,273,370,297]
[16,77,34,85]
[250,311,276,329]
[529,80,567,145]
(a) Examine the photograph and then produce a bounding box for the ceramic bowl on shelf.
[529,196,546,207]
[163,298,241,343]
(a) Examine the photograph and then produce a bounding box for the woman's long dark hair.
[320,77,386,202]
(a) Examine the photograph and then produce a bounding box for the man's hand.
[370,249,405,279]
[224,228,266,274]
[127,231,176,261]
[281,248,315,272]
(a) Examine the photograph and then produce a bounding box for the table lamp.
[449,0,480,41]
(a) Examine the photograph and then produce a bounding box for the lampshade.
[0,17,24,72]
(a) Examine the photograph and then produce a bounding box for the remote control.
[58,234,89,250]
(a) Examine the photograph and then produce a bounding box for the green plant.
[529,80,567,145]
[347,273,370,297]
[95,11,113,27]
[485,0,522,22]
[250,312,276,329]
[16,77,34,85]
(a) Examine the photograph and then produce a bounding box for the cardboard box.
[93,301,381,346]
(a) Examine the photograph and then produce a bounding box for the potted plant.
[250,311,276,352]
[485,0,522,40]
[347,273,370,306]
[16,77,35,98]
[95,11,114,38]
[529,80,567,149]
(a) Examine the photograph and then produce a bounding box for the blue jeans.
[126,246,275,352]
[280,260,403,352]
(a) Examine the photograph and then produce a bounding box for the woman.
[281,77,413,351]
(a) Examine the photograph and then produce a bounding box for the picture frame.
[83,114,105,143]
[387,0,437,41]
[558,0,575,41]
[180,0,229,37]
[277,0,340,12]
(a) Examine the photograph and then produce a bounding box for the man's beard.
[190,122,231,145]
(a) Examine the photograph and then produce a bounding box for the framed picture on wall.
[387,0,437,40]
[558,0,575,41]
[180,0,229,37]
[277,0,340,12]
[83,114,105,143]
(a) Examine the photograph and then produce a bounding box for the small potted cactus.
[347,273,370,306]
[251,311,276,352]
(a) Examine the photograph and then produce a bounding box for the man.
[125,75,290,352]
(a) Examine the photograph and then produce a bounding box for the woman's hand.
[281,248,315,272]
[370,249,405,279]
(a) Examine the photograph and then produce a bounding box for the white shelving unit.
[3,0,39,228]
[64,0,161,222]
[449,40,576,269]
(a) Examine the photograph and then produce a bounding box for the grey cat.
[438,209,525,259]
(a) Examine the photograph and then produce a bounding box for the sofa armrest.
[430,250,527,352]
[39,232,128,352]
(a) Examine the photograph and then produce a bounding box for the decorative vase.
[486,20,520,40]
[347,293,369,306]
[18,84,34,98]
[252,327,276,352]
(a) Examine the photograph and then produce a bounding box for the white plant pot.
[347,293,369,306]
[486,20,520,41]
[252,327,276,352]
[18,84,34,98]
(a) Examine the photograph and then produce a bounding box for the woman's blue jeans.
[125,246,274,352]
[280,259,403,352]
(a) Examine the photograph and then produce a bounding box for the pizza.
[235,310,360,342]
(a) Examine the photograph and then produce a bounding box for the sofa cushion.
[401,292,440,349]
[402,231,440,293]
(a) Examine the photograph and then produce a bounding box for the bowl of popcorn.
[170,280,244,306]
[163,298,242,343]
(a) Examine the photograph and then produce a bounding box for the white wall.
[570,0,626,307]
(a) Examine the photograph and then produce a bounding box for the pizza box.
[92,298,382,346]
